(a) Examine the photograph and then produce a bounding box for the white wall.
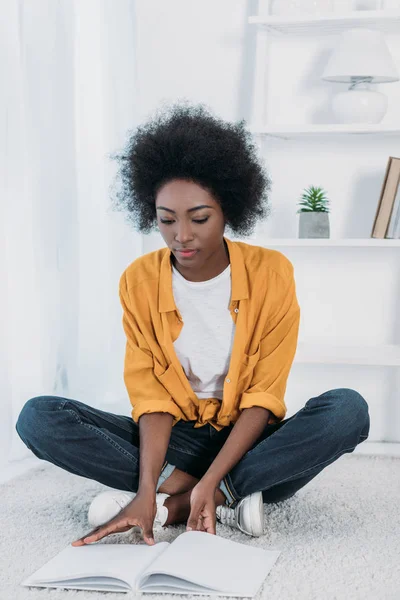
[132,0,400,443]
[133,0,261,255]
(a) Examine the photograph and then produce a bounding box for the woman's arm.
[185,407,271,533]
[201,406,271,490]
[138,412,174,494]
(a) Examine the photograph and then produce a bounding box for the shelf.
[249,124,400,139]
[248,10,400,36]
[260,238,400,247]
[294,343,400,366]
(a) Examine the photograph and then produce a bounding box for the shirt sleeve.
[238,264,300,422]
[119,272,185,425]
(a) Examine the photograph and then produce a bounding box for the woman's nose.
[175,224,194,242]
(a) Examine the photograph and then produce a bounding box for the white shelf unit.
[249,123,400,140]
[248,4,400,450]
[257,240,400,371]
[248,10,400,36]
[248,10,400,138]
[260,239,400,246]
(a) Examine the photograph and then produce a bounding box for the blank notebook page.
[140,531,280,596]
[24,542,168,589]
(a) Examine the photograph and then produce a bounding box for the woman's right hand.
[71,490,157,547]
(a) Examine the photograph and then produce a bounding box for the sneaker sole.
[243,492,264,537]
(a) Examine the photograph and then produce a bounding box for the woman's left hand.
[186,480,218,535]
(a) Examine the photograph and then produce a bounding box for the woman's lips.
[176,249,198,258]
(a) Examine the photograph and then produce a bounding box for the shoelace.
[216,503,247,535]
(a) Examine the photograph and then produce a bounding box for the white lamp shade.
[322,29,399,83]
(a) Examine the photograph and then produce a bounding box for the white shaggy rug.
[1,454,399,600]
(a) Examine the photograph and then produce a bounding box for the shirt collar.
[158,235,249,313]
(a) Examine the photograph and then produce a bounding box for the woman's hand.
[71,491,157,547]
[186,480,218,535]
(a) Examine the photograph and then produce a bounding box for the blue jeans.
[15,388,370,509]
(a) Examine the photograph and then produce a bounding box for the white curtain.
[1,0,142,469]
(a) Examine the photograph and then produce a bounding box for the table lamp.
[321,28,399,124]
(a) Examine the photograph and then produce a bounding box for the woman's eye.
[160,218,209,225]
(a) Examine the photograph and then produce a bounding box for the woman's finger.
[202,511,216,535]
[71,517,134,546]
[197,514,206,532]
[84,517,133,543]
[71,527,101,546]
[186,504,201,531]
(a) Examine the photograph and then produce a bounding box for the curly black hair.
[109,100,272,237]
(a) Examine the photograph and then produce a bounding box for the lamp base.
[331,89,387,124]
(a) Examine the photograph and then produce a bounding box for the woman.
[15,102,370,548]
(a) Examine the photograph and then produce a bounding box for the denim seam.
[225,444,360,505]
[245,422,367,459]
[21,441,90,480]
[51,456,90,479]
[58,400,134,434]
[265,444,361,487]
[65,409,139,465]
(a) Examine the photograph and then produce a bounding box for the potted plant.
[297,185,330,238]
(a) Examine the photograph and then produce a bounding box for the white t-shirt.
[171,262,235,401]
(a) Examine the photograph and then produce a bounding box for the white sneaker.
[215,491,264,537]
[87,490,170,530]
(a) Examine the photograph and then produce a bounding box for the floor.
[3,450,400,599]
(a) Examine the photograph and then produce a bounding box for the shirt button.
[234,308,239,313]
[226,378,231,383]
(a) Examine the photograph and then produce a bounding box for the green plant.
[296,185,330,213]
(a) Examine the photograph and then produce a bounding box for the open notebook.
[21,530,281,596]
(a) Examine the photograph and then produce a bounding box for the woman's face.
[155,179,227,270]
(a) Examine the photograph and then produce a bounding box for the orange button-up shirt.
[119,236,300,431]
